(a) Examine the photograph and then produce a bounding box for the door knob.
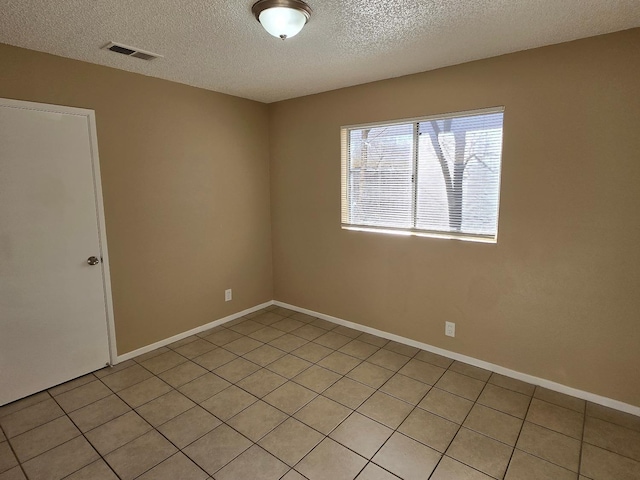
[87,256,100,266]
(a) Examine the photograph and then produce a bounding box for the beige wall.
[269,29,640,406]
[0,43,273,354]
[2,29,639,406]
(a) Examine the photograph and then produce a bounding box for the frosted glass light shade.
[258,7,308,39]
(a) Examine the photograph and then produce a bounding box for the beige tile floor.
[1,305,639,480]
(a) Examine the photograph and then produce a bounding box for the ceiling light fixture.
[251,0,312,40]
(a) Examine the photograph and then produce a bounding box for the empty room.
[0,1,639,479]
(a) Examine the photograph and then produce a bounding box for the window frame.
[340,106,505,244]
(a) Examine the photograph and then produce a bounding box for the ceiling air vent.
[102,42,162,61]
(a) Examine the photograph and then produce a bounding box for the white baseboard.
[116,300,274,363]
[113,297,639,417]
[273,301,640,417]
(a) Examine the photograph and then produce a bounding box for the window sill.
[341,225,497,244]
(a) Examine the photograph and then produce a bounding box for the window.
[341,107,504,242]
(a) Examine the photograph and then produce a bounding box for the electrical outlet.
[225,289,232,302]
[445,321,456,337]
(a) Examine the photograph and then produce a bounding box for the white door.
[0,98,114,406]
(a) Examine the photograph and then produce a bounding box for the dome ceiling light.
[251,0,312,40]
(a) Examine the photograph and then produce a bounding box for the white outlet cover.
[225,289,232,301]
[445,321,456,337]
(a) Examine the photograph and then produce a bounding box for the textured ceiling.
[1,1,639,103]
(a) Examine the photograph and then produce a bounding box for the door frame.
[1,97,118,365]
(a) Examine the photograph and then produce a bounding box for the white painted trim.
[341,105,505,130]
[85,109,118,366]
[273,301,640,417]
[0,97,97,117]
[115,301,274,363]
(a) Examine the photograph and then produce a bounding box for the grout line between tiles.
[58,360,196,478]
[578,404,588,478]
[500,382,535,479]
[46,395,121,480]
[0,392,53,421]
[1,424,29,480]
[291,343,438,478]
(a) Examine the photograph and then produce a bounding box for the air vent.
[102,42,162,61]
[130,51,156,60]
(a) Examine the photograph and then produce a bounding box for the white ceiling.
[1,1,639,103]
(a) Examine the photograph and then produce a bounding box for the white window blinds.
[341,107,504,242]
